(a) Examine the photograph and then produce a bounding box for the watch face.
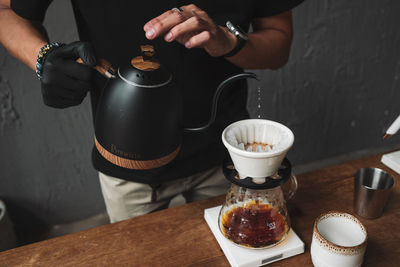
[237,31,249,41]
[226,21,235,31]
[226,21,248,41]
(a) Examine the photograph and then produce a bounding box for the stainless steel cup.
[354,168,394,219]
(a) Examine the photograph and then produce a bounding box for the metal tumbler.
[354,168,394,219]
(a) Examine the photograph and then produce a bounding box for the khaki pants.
[99,166,229,223]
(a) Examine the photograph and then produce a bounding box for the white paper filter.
[225,123,291,153]
[222,119,294,179]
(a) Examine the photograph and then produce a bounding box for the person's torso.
[71,0,256,128]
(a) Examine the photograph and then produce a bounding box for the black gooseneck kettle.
[92,45,257,170]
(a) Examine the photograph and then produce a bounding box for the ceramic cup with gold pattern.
[311,211,367,267]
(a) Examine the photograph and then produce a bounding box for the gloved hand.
[40,41,96,108]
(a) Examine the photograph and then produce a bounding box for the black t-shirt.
[11,0,303,184]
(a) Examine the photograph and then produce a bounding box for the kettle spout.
[184,72,258,132]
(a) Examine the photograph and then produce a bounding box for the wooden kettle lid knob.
[131,45,160,71]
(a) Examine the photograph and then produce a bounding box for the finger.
[144,4,202,31]
[144,9,177,31]
[52,42,96,66]
[76,42,96,66]
[164,16,207,43]
[181,4,202,15]
[44,85,87,101]
[53,58,93,82]
[46,71,92,93]
[42,91,85,108]
[185,30,212,48]
[144,9,187,40]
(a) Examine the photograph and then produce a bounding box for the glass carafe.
[218,160,297,249]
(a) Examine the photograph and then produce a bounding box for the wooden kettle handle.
[76,58,115,79]
[77,45,156,76]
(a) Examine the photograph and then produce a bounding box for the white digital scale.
[204,206,305,267]
[381,150,400,174]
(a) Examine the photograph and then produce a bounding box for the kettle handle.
[184,72,258,132]
[76,58,116,79]
[77,45,153,78]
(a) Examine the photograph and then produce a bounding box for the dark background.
[1,0,400,237]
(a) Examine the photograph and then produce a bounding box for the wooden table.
[0,153,399,266]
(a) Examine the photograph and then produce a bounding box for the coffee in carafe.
[220,200,288,248]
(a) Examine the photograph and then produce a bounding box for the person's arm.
[0,0,96,109]
[228,11,293,70]
[0,0,48,70]
[143,4,293,70]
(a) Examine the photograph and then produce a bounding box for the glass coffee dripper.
[218,158,297,249]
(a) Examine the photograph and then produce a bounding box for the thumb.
[53,41,97,67]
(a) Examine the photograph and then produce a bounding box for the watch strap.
[221,37,246,58]
[221,21,248,58]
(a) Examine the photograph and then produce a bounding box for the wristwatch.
[222,21,248,58]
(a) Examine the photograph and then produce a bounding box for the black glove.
[40,41,96,108]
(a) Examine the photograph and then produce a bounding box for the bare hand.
[143,4,237,57]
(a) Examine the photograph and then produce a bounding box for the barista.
[0,0,303,223]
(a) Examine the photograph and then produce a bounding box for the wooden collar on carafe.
[131,45,161,71]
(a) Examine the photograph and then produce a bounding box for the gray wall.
[0,1,104,228]
[1,0,400,228]
[248,0,400,162]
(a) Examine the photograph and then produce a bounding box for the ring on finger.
[171,7,184,13]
